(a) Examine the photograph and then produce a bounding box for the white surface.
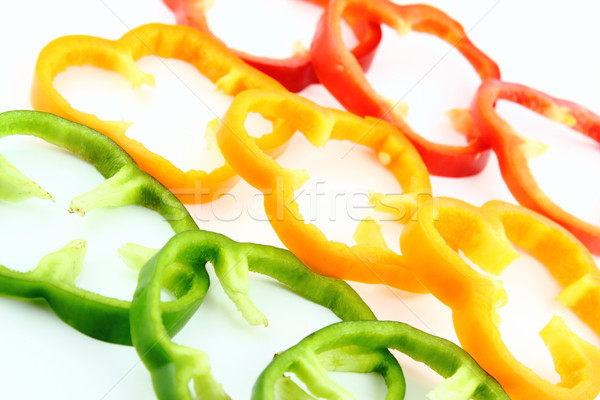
[0,0,600,398]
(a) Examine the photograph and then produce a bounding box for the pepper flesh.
[31,23,290,203]
[130,229,405,400]
[216,89,431,293]
[310,0,500,176]
[0,110,201,345]
[253,320,510,400]
[471,79,600,254]
[399,196,600,400]
[162,0,382,92]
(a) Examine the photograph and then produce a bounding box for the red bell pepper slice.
[471,78,600,254]
[310,0,501,176]
[163,0,382,92]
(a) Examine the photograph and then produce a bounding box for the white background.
[1,0,600,398]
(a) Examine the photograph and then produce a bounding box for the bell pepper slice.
[399,196,600,400]
[31,23,290,204]
[216,89,431,293]
[310,0,501,176]
[0,110,200,345]
[253,320,510,400]
[130,230,405,400]
[163,0,382,92]
[471,79,600,254]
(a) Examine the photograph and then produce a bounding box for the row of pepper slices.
[1,0,599,399]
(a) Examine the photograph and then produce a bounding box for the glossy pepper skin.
[253,320,510,400]
[216,89,431,293]
[163,0,382,92]
[471,79,600,254]
[31,23,290,204]
[399,196,600,400]
[310,0,500,177]
[130,230,405,400]
[0,110,201,345]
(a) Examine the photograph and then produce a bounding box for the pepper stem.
[171,345,230,400]
[352,218,389,250]
[427,364,480,400]
[317,346,383,373]
[118,243,157,271]
[192,368,231,400]
[194,374,231,400]
[291,351,355,400]
[274,376,316,400]
[540,316,600,388]
[0,154,53,203]
[447,108,476,138]
[69,168,143,216]
[213,246,268,327]
[369,191,421,223]
[30,239,87,285]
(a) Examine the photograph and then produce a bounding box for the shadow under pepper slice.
[31,23,291,204]
[471,79,600,254]
[310,0,500,177]
[399,196,600,400]
[216,89,431,293]
[130,229,406,400]
[163,0,382,92]
[0,110,200,345]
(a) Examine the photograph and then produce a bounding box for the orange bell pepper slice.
[400,196,600,400]
[216,89,431,293]
[31,23,288,203]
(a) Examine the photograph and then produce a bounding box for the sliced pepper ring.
[253,320,510,400]
[310,0,501,176]
[162,0,382,92]
[0,110,200,345]
[130,229,405,400]
[216,89,431,293]
[471,79,600,254]
[400,196,600,400]
[31,23,291,204]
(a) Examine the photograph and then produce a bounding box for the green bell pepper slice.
[253,320,511,400]
[130,230,406,400]
[0,110,201,345]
